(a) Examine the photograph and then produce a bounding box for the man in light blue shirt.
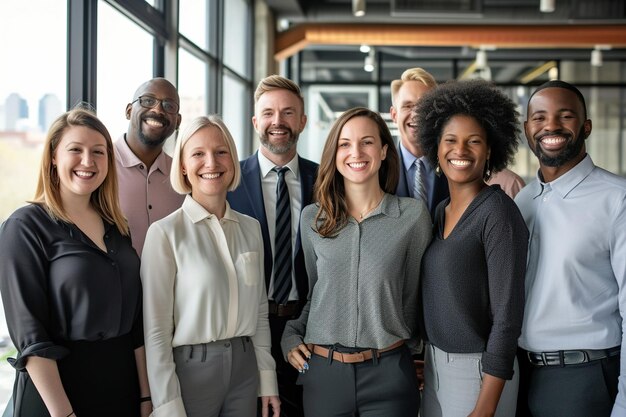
[515,80,626,417]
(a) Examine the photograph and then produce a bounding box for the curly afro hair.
[413,79,521,175]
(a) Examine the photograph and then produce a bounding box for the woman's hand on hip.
[287,343,311,372]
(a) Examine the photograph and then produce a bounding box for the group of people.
[0,67,624,417]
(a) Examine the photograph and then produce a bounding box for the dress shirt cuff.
[258,369,279,397]
[9,342,70,371]
[152,397,186,417]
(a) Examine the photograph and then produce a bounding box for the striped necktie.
[413,159,426,204]
[272,167,292,305]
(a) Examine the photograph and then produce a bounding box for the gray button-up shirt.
[281,193,432,357]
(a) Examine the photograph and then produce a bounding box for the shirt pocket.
[235,252,261,286]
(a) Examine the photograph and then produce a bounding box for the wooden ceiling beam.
[275,24,626,60]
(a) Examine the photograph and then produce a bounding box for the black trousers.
[516,348,619,417]
[262,314,304,417]
[297,344,419,417]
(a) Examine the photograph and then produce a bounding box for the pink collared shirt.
[114,135,184,255]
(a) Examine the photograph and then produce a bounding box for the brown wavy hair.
[314,107,399,237]
[32,107,129,236]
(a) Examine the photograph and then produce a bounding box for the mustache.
[535,130,570,142]
[265,124,293,133]
[142,112,170,126]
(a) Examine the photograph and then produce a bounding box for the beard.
[258,126,299,155]
[137,129,169,148]
[137,113,172,148]
[532,125,586,168]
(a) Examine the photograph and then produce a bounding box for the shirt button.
[139,164,144,170]
[224,342,231,348]
[109,249,115,254]
[111,262,116,266]
[148,205,152,210]
[104,234,109,239]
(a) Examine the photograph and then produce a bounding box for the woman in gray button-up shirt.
[281,107,432,417]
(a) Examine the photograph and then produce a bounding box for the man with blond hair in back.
[390,68,448,218]
[228,75,318,417]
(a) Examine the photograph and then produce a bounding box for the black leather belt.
[268,301,300,318]
[526,346,620,367]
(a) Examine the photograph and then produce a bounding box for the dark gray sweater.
[421,185,528,380]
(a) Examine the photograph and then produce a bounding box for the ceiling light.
[548,66,559,80]
[364,49,375,72]
[591,49,603,67]
[353,0,366,17]
[540,0,555,13]
[360,44,371,53]
[475,50,488,69]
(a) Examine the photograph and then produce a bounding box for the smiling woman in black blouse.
[0,108,151,417]
[414,80,528,417]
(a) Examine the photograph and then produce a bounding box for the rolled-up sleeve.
[482,200,528,380]
[0,216,69,370]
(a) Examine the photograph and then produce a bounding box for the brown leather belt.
[268,301,300,318]
[310,340,405,364]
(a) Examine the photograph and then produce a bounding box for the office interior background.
[0,0,625,408]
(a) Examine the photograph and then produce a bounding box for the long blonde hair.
[33,107,129,235]
[314,107,399,237]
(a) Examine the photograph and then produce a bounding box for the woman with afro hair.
[414,80,529,417]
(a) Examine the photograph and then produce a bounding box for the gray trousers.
[174,336,259,417]
[297,344,419,417]
[422,344,519,417]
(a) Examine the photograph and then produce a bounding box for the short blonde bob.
[170,115,241,194]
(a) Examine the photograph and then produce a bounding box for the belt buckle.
[565,350,587,364]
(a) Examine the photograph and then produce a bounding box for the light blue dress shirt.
[515,154,626,415]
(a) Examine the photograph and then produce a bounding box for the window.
[177,48,209,149]
[0,0,67,221]
[179,0,211,53]
[223,0,251,78]
[0,0,68,406]
[222,73,249,156]
[97,0,154,140]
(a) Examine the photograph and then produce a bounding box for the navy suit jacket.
[227,152,319,303]
[395,143,449,218]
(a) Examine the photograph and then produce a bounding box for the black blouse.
[0,204,143,370]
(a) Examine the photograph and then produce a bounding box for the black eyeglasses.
[132,96,179,114]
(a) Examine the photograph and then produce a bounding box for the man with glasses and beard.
[515,80,626,417]
[115,78,184,254]
[228,75,318,417]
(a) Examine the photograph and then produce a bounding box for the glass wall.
[0,0,67,225]
[297,46,626,182]
[0,0,255,408]
[0,0,68,407]
[97,0,154,139]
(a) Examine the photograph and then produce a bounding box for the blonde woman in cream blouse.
[141,115,279,417]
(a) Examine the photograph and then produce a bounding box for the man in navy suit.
[390,68,449,218]
[227,75,317,417]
